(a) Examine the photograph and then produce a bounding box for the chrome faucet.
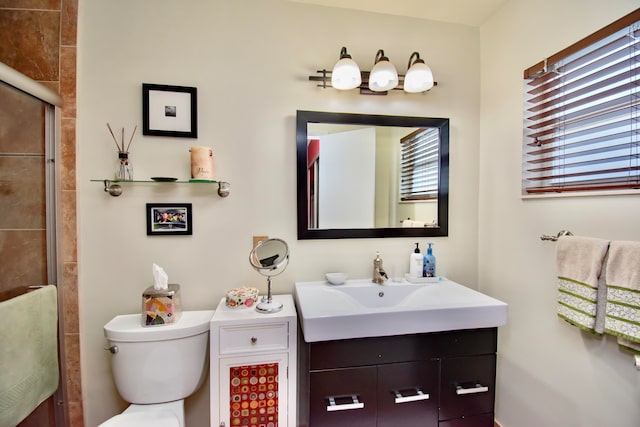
[372,252,388,285]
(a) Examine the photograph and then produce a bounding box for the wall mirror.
[296,110,449,239]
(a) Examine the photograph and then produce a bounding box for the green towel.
[0,285,59,427]
[605,241,640,348]
[556,236,610,333]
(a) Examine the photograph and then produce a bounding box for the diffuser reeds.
[107,123,136,181]
[106,123,137,153]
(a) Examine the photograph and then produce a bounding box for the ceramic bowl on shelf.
[150,177,178,182]
[325,272,348,285]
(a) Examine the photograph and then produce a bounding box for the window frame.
[522,8,640,197]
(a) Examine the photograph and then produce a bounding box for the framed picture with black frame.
[142,83,197,138]
[146,203,193,236]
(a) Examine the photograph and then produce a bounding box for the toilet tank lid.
[104,310,214,342]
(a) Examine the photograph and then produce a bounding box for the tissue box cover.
[142,283,182,326]
[225,287,259,308]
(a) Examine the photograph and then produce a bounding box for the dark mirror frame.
[296,110,449,240]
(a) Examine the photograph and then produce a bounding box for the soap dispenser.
[409,243,423,279]
[423,242,436,277]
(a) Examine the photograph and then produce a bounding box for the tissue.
[152,263,168,290]
[142,264,181,326]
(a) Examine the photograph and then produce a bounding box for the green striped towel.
[604,241,640,350]
[556,236,610,333]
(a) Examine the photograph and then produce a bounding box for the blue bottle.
[423,242,436,277]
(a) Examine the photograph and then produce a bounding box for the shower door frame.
[0,61,67,427]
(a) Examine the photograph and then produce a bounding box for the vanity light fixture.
[368,49,399,92]
[404,52,434,93]
[308,47,437,95]
[331,47,362,90]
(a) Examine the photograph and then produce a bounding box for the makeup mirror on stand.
[249,238,289,314]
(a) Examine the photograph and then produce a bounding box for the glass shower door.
[0,79,61,426]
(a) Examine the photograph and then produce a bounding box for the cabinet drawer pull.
[326,395,365,412]
[250,336,257,344]
[455,383,489,395]
[393,388,430,404]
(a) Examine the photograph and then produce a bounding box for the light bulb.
[369,50,398,92]
[331,47,361,90]
[404,52,434,93]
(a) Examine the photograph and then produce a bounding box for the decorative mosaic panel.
[229,362,278,427]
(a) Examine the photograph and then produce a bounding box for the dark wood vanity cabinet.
[298,328,497,427]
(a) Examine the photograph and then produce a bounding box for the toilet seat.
[98,411,179,427]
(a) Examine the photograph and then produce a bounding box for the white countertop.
[211,294,296,324]
[294,278,507,342]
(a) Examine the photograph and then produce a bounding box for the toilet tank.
[104,310,214,404]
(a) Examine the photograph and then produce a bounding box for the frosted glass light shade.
[331,57,362,90]
[369,59,398,92]
[404,62,434,93]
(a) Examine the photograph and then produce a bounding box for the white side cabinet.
[210,294,297,427]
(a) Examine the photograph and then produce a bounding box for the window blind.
[522,9,640,194]
[400,128,440,201]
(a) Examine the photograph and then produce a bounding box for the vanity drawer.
[310,333,439,369]
[436,328,497,357]
[219,322,288,355]
[439,354,496,421]
[309,366,378,427]
[377,361,439,427]
[439,412,494,427]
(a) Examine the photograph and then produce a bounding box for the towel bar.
[540,230,573,241]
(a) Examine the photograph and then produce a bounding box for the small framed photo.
[142,83,197,138]
[146,203,193,236]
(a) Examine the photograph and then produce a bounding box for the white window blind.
[522,9,640,195]
[400,127,440,201]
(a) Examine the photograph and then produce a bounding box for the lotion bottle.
[423,242,436,277]
[409,243,422,279]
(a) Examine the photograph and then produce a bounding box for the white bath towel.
[604,241,640,348]
[556,236,610,333]
[0,285,59,426]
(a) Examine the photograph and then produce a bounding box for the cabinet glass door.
[219,353,288,427]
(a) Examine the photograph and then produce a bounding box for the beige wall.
[479,1,640,427]
[77,1,480,425]
[78,1,640,426]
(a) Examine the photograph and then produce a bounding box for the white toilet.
[100,310,214,427]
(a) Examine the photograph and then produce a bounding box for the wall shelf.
[91,179,230,197]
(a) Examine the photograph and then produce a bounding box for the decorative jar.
[116,151,133,181]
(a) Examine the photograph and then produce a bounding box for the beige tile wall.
[0,0,82,425]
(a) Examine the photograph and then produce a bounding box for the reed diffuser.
[107,123,136,181]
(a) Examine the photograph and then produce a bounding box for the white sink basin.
[326,280,425,308]
[294,278,508,342]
